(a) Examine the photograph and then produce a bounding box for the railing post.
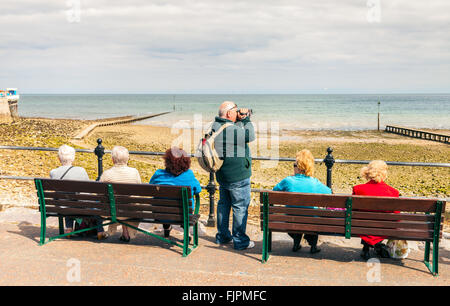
[94,138,105,181]
[206,171,216,227]
[324,147,335,189]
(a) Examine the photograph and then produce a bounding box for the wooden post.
[377,101,380,132]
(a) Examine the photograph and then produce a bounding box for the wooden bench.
[260,191,446,276]
[34,178,200,257]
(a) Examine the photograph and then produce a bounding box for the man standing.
[213,101,255,250]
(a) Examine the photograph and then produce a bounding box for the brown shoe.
[65,228,73,239]
[97,232,109,240]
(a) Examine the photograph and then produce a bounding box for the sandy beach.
[0,118,449,229]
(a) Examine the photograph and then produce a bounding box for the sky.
[0,0,449,94]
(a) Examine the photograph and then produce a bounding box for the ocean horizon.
[18,93,450,131]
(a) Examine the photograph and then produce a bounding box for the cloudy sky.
[1,0,449,94]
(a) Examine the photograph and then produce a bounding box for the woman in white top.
[100,146,142,242]
[50,145,108,240]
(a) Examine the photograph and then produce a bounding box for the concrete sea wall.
[0,98,12,123]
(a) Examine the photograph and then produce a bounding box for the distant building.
[0,88,19,123]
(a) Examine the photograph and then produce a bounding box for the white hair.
[218,101,237,117]
[58,145,75,166]
[111,146,129,165]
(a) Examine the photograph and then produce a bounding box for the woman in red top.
[352,160,400,260]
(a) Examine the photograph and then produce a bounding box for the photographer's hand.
[237,108,250,120]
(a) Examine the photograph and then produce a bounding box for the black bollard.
[324,147,335,189]
[206,171,216,227]
[94,138,105,181]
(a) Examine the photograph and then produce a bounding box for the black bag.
[74,218,98,237]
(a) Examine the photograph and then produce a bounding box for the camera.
[237,108,253,116]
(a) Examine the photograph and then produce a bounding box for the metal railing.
[1,139,449,226]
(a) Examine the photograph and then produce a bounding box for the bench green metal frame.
[261,191,445,276]
[35,179,200,257]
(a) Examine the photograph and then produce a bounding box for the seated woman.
[100,146,142,242]
[149,147,202,238]
[353,160,400,260]
[50,145,108,240]
[273,149,331,254]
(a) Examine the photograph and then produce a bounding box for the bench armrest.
[194,194,200,215]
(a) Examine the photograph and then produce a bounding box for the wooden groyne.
[73,112,172,140]
[385,125,450,144]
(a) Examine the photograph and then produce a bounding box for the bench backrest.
[36,179,193,223]
[260,191,446,242]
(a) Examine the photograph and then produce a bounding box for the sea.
[18,94,450,131]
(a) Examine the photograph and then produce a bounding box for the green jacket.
[212,116,255,184]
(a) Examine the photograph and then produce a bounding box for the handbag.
[386,239,410,259]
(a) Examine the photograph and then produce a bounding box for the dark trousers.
[288,233,318,246]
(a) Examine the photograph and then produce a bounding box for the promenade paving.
[0,207,448,286]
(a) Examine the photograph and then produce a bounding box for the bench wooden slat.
[268,222,344,235]
[264,209,441,223]
[268,215,344,226]
[110,183,192,199]
[45,206,109,216]
[268,222,436,241]
[352,211,440,222]
[267,207,345,218]
[351,196,438,213]
[115,210,190,221]
[351,219,435,231]
[45,199,109,210]
[115,204,192,214]
[266,214,435,231]
[275,230,437,242]
[40,179,108,194]
[43,191,109,202]
[114,196,183,207]
[265,192,347,208]
[123,214,200,225]
[350,226,435,240]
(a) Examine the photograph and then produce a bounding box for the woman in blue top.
[273,149,331,254]
[149,147,202,238]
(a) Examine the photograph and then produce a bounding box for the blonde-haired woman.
[353,160,400,260]
[273,149,331,253]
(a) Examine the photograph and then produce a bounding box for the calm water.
[18,94,450,130]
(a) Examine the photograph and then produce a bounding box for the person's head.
[294,149,315,177]
[218,101,238,122]
[111,146,129,166]
[164,147,191,176]
[360,160,388,183]
[58,145,76,166]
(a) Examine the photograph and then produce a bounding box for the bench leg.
[268,231,272,253]
[193,223,199,248]
[58,216,64,235]
[39,216,47,246]
[424,241,430,264]
[262,225,270,263]
[182,226,190,257]
[432,242,439,276]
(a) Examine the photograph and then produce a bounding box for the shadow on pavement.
[201,235,262,262]
[7,222,189,256]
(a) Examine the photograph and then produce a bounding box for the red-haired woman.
[149,147,202,238]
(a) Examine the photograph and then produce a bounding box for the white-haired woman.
[100,146,142,242]
[50,145,108,240]
[353,160,400,260]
